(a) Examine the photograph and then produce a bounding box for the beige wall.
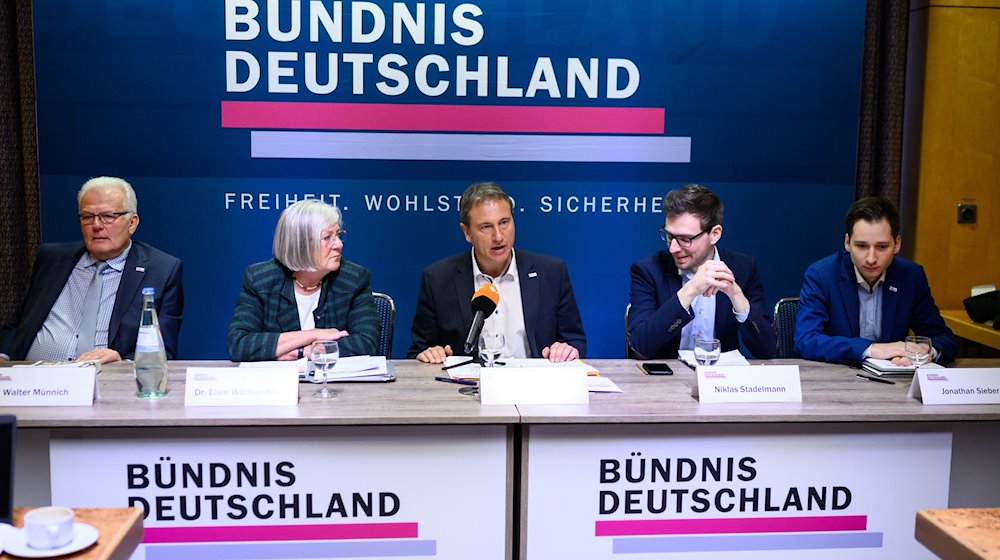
[908,0,1000,309]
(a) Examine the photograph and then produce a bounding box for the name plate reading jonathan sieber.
[0,364,97,406]
[185,367,299,406]
[907,368,1000,405]
[693,365,801,403]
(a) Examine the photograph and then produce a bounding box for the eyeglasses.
[321,230,347,244]
[79,211,131,225]
[658,227,707,248]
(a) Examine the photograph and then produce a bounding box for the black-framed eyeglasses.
[320,229,347,245]
[658,227,707,248]
[79,211,131,225]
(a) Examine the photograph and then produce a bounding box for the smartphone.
[641,362,674,376]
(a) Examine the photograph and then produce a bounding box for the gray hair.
[77,176,138,213]
[272,199,342,271]
[459,181,512,226]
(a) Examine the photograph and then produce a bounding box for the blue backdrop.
[32,0,863,359]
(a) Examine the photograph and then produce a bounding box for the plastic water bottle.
[134,287,168,398]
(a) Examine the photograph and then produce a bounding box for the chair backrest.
[624,303,641,359]
[372,292,395,358]
[772,297,800,359]
[0,415,15,524]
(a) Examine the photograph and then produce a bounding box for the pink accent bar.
[221,101,665,134]
[595,515,868,536]
[143,522,419,544]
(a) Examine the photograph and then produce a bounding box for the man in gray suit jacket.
[408,182,586,363]
[0,176,183,363]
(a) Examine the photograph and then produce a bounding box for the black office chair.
[624,303,643,359]
[772,297,800,359]
[372,292,395,358]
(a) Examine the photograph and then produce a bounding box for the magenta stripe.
[143,522,418,543]
[595,515,867,536]
[221,100,664,134]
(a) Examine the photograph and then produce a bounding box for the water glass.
[694,337,721,366]
[479,331,505,368]
[904,336,932,368]
[310,340,339,399]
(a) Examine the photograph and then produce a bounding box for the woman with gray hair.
[226,199,379,361]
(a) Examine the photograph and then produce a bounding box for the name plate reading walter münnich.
[0,364,98,406]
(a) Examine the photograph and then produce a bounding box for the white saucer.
[2,523,99,558]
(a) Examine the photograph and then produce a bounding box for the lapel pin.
[528,272,538,278]
[889,286,897,292]
[136,267,145,273]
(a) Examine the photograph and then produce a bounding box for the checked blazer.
[227,258,379,361]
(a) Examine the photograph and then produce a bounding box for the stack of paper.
[677,350,749,368]
[861,358,916,377]
[440,357,617,392]
[239,356,393,382]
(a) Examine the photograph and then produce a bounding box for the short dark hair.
[845,197,900,238]
[664,184,723,232]
[459,181,512,225]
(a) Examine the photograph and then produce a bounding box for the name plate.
[693,365,801,403]
[480,367,589,405]
[907,368,1000,405]
[0,365,97,406]
[185,367,299,406]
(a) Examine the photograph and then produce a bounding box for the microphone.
[464,283,500,354]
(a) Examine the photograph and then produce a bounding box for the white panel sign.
[184,367,299,406]
[694,365,802,403]
[0,365,97,406]
[908,368,1000,404]
[50,426,508,560]
[526,425,951,560]
[480,367,589,405]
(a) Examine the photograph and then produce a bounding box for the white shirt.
[472,249,529,359]
[295,290,321,331]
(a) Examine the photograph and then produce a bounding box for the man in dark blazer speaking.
[628,184,776,360]
[0,176,183,363]
[408,182,586,363]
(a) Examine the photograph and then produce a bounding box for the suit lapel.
[109,243,147,344]
[276,275,301,331]
[517,251,540,356]
[838,254,861,336]
[880,264,901,339]
[452,256,475,335]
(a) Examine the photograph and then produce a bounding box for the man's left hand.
[542,342,579,362]
[76,348,122,364]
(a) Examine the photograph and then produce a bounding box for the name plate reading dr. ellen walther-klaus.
[185,367,299,406]
[907,368,1000,405]
[693,365,802,403]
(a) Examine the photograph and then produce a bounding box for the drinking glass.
[310,340,339,399]
[460,331,505,396]
[904,336,932,369]
[694,337,721,366]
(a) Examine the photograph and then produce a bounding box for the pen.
[856,373,895,385]
[435,376,478,386]
[441,359,475,371]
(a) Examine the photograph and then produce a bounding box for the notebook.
[0,414,15,525]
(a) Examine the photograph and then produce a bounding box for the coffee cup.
[24,506,74,549]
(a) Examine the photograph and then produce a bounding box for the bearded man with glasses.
[627,184,775,360]
[0,176,183,363]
